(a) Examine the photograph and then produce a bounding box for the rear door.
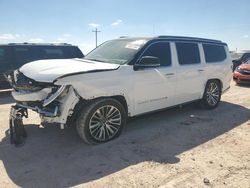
[133,41,177,115]
[174,42,206,104]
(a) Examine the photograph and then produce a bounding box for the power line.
[92,27,101,47]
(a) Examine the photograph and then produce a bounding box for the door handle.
[165,73,175,76]
[198,69,204,72]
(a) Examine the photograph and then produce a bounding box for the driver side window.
[142,42,171,66]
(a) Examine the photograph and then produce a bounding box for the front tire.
[200,80,221,109]
[76,98,126,144]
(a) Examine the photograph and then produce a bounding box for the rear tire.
[200,80,221,109]
[76,98,126,144]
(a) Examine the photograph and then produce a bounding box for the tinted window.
[69,46,84,58]
[44,48,63,59]
[142,42,171,66]
[203,44,226,63]
[14,47,36,66]
[0,48,6,63]
[0,47,13,71]
[176,42,200,65]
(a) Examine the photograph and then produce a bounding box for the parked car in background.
[233,59,250,84]
[0,43,84,88]
[230,51,250,71]
[9,36,232,145]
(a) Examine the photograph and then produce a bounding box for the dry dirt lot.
[0,82,249,188]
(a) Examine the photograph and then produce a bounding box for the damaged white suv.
[9,36,232,145]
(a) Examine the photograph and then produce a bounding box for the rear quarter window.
[203,44,226,63]
[69,46,84,58]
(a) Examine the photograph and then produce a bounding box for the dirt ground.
[0,81,249,188]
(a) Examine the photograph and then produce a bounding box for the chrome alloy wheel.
[206,82,220,106]
[89,105,122,141]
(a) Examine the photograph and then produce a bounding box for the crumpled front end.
[9,70,80,145]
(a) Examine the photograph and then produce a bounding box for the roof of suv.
[0,43,74,46]
[118,36,227,45]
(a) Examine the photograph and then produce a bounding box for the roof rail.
[7,42,72,46]
[156,36,222,43]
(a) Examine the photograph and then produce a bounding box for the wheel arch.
[66,94,129,126]
[88,95,129,117]
[110,95,128,115]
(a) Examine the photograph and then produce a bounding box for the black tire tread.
[200,80,221,109]
[76,98,126,144]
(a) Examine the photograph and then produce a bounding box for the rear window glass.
[176,42,200,65]
[203,44,226,63]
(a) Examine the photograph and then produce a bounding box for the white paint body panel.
[174,43,206,103]
[19,58,120,83]
[14,41,232,123]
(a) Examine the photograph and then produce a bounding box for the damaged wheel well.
[66,95,128,126]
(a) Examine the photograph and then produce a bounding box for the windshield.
[244,60,250,64]
[84,39,148,64]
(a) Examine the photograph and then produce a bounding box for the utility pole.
[92,27,101,47]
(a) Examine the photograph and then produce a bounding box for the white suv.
[9,36,232,145]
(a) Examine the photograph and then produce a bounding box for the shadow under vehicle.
[0,101,249,187]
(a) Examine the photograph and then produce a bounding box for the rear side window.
[39,46,83,59]
[44,48,64,59]
[14,47,36,65]
[142,42,171,66]
[176,42,200,65]
[203,44,226,63]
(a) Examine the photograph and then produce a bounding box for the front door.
[132,42,177,115]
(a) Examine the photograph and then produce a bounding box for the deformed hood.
[19,58,120,82]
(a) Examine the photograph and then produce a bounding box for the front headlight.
[43,85,68,107]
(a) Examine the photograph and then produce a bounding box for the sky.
[0,0,249,54]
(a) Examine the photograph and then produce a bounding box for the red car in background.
[233,60,250,84]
